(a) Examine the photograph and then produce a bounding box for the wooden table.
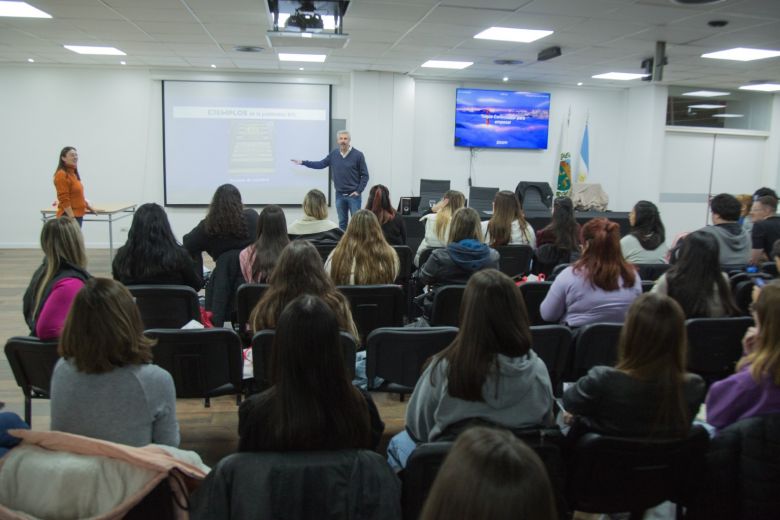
[41,203,136,259]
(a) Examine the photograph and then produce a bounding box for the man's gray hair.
[337,130,351,138]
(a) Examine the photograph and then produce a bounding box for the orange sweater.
[54,168,86,217]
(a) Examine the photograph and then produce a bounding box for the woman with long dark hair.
[183,184,258,270]
[388,269,553,469]
[366,184,406,245]
[23,217,90,339]
[112,203,201,289]
[53,146,96,226]
[540,218,641,327]
[652,230,738,318]
[50,278,179,447]
[325,209,399,285]
[238,294,383,451]
[239,205,289,283]
[706,280,780,430]
[249,240,358,340]
[483,190,535,247]
[620,200,668,263]
[534,197,582,275]
[563,293,705,437]
[420,427,557,520]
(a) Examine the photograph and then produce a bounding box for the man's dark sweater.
[303,148,369,194]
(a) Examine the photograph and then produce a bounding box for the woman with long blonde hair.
[325,209,399,285]
[414,190,466,266]
[23,217,90,339]
[483,190,535,247]
[706,280,780,430]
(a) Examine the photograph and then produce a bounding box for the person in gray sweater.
[387,269,553,470]
[698,193,751,268]
[50,278,179,447]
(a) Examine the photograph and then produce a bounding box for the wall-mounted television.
[454,88,550,150]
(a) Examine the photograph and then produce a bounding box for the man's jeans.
[335,192,362,230]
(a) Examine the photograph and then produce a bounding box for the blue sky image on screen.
[454,89,550,149]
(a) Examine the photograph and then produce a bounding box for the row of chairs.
[3,311,750,425]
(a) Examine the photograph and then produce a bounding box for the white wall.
[2,64,779,248]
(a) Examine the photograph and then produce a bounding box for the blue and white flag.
[578,120,590,183]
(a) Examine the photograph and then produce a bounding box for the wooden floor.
[0,249,407,467]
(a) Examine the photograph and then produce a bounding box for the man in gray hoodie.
[698,193,751,268]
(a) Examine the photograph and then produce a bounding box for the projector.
[537,46,562,61]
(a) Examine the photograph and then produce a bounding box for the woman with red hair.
[365,184,406,245]
[540,218,641,327]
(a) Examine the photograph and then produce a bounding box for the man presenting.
[292,130,369,230]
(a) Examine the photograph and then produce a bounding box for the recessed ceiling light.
[120,60,126,65]
[577,82,583,86]
[210,64,216,68]
[474,27,553,43]
[688,104,726,109]
[301,32,313,38]
[421,60,472,69]
[299,67,304,71]
[27,58,34,63]
[681,90,730,97]
[702,47,780,61]
[739,83,780,92]
[502,76,508,82]
[278,53,326,62]
[592,72,649,80]
[277,13,336,30]
[0,1,51,18]
[712,113,744,118]
[64,45,126,56]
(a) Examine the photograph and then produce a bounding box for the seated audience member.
[419,426,557,520]
[387,269,553,470]
[414,207,499,319]
[750,195,780,265]
[540,218,641,327]
[239,205,289,283]
[652,231,738,318]
[620,200,668,263]
[183,183,258,273]
[325,209,399,285]
[482,190,536,248]
[534,197,582,275]
[743,187,779,234]
[112,203,200,290]
[249,240,358,340]
[698,193,751,268]
[239,294,383,451]
[414,190,466,266]
[366,184,406,245]
[50,278,179,447]
[287,189,343,243]
[563,293,705,437]
[772,239,780,274]
[706,280,780,431]
[23,217,90,340]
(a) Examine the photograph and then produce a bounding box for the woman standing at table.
[53,146,95,227]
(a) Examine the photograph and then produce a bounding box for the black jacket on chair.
[205,249,244,327]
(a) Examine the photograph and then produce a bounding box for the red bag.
[199,307,214,328]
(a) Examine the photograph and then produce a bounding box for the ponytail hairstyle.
[574,218,636,291]
[366,184,396,225]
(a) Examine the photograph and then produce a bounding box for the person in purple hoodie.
[706,280,780,430]
[414,207,499,320]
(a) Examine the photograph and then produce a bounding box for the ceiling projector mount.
[266,1,350,49]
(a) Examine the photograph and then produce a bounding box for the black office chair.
[393,245,413,285]
[549,262,570,280]
[401,442,452,520]
[567,426,710,519]
[315,243,338,263]
[685,316,753,389]
[416,247,440,268]
[338,285,405,344]
[571,322,622,380]
[235,283,270,343]
[519,281,554,326]
[145,328,243,407]
[530,325,573,397]
[494,244,534,277]
[429,285,466,327]
[641,281,655,293]
[4,336,60,425]
[365,326,458,395]
[126,285,200,329]
[634,263,671,282]
[760,261,778,277]
[251,329,357,391]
